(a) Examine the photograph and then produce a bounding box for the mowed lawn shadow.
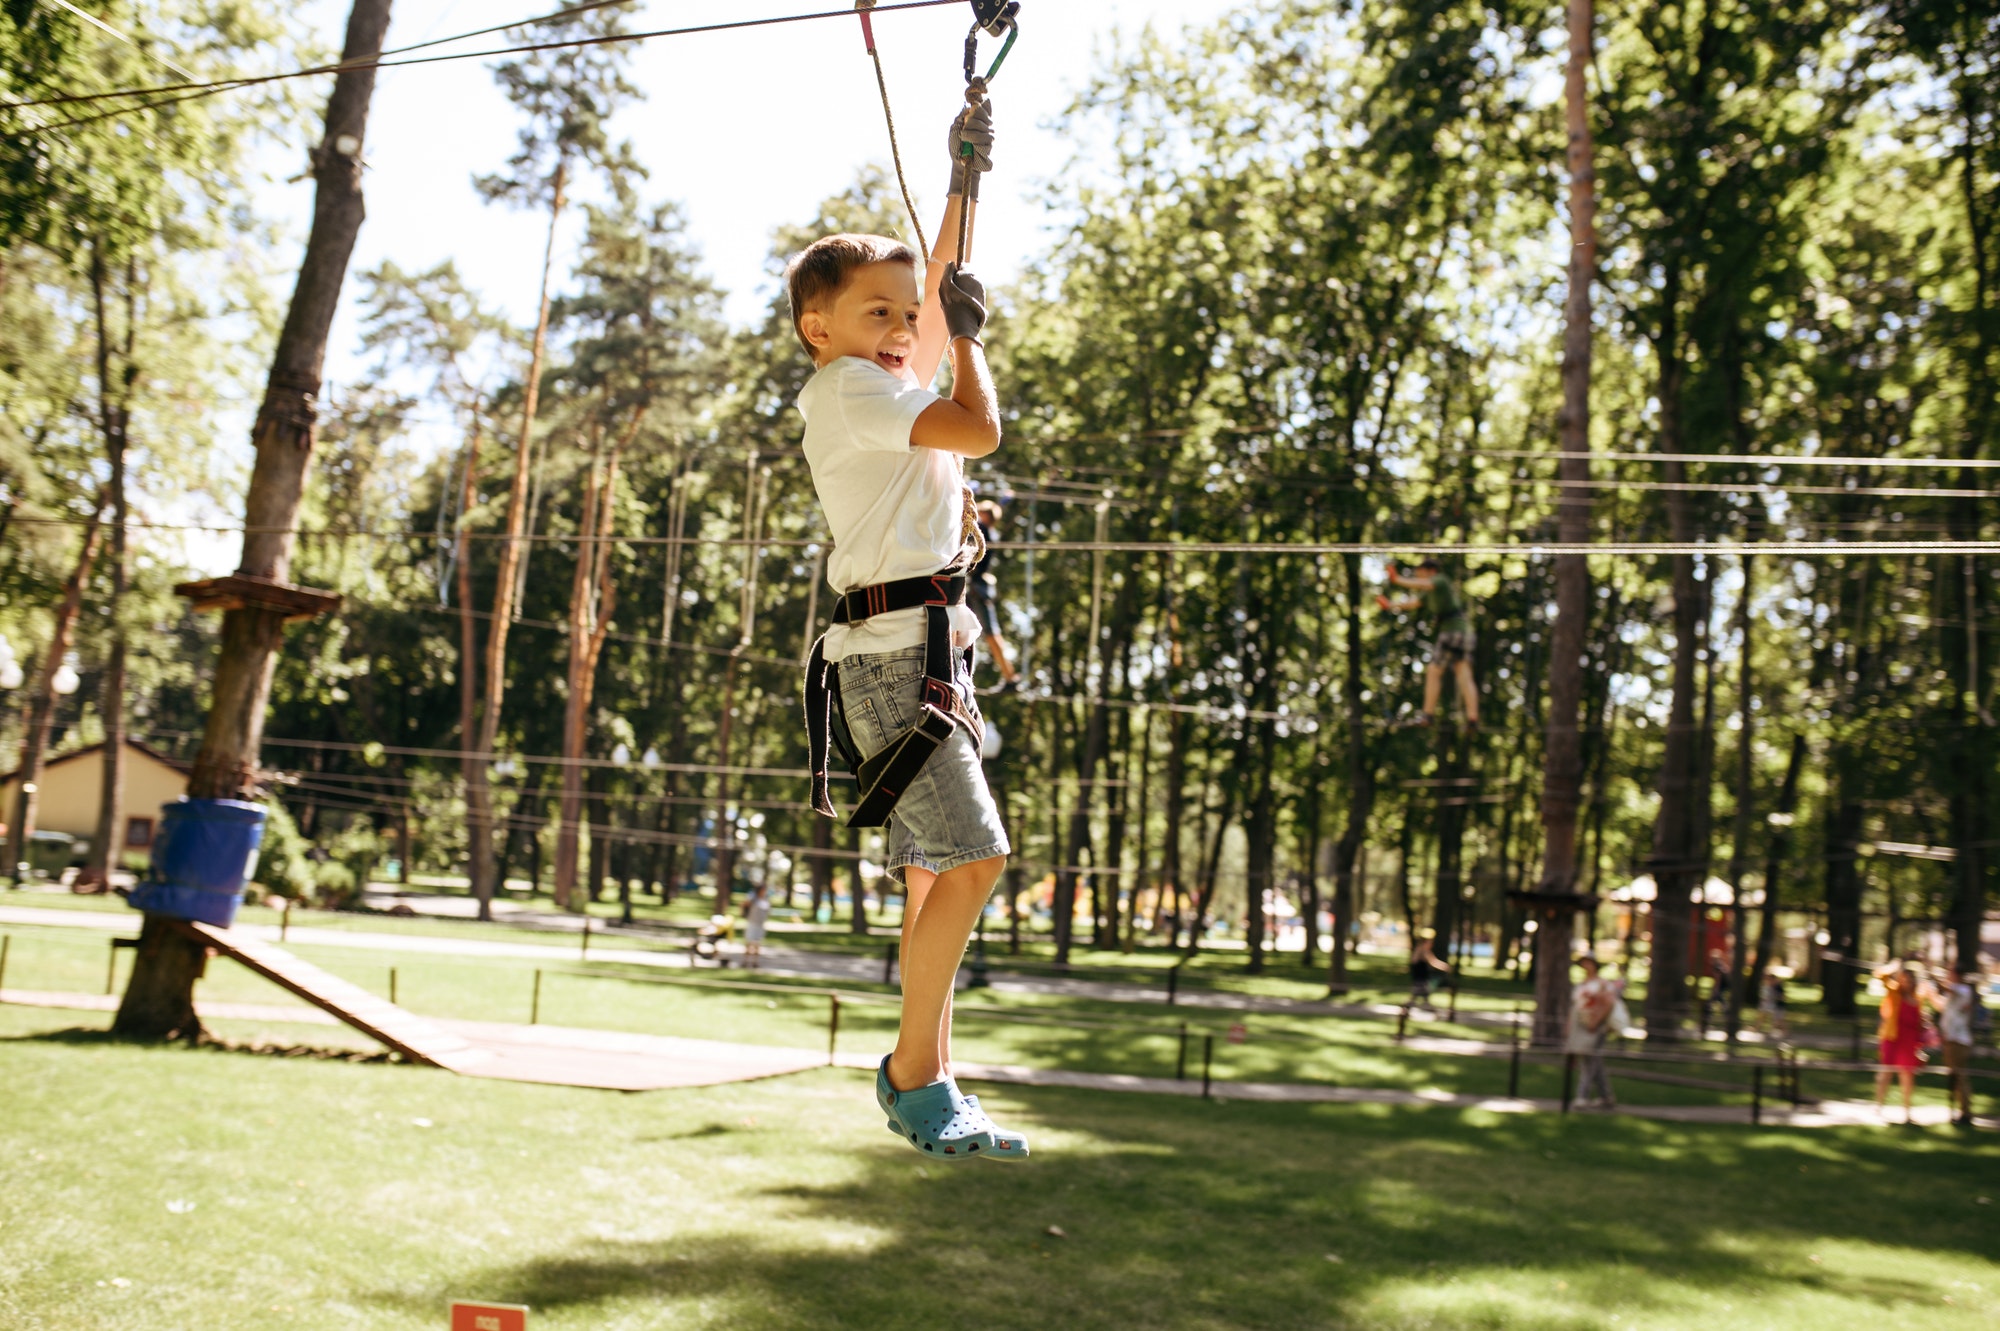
[370,1086,2000,1331]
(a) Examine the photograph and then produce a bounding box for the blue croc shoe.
[877,1057,994,1160]
[951,1081,1031,1161]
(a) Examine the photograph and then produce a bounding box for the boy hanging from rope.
[794,97,1026,1159]
[1377,558,1481,731]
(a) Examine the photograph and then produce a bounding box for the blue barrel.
[127,798,267,928]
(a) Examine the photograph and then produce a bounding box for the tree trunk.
[1160,711,1188,943]
[555,432,621,910]
[115,0,394,1041]
[1529,0,1597,1045]
[587,772,611,907]
[472,152,568,920]
[454,419,491,904]
[81,247,135,891]
[848,826,868,935]
[1749,734,1804,988]
[1429,759,1470,958]
[1645,509,1702,1042]
[1243,721,1277,973]
[809,809,832,919]
[8,498,107,884]
[1329,553,1375,992]
[1723,554,1756,1045]
[1055,700,1110,966]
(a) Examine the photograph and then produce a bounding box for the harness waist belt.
[804,565,977,827]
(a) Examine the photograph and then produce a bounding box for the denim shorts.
[836,645,1009,884]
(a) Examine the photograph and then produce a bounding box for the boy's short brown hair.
[784,233,920,358]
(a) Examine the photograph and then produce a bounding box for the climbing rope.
[952,1,1020,265]
[855,1,929,257]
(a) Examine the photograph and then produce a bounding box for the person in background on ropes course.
[969,497,1021,692]
[1377,557,1481,731]
[789,97,1026,1161]
[1409,928,1451,1009]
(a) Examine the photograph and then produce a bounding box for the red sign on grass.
[451,1301,528,1331]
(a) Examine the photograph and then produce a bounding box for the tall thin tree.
[467,4,643,919]
[114,0,395,1040]
[1529,0,1598,1045]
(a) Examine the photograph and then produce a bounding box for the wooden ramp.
[174,921,827,1091]
[177,920,496,1074]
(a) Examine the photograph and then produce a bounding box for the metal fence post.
[389,968,398,1006]
[1202,1034,1214,1100]
[1396,1004,1410,1044]
[581,918,591,959]
[828,993,841,1065]
[531,969,542,1025]
[0,933,9,994]
[281,896,292,942]
[1562,1053,1576,1113]
[1176,1022,1189,1080]
[1167,967,1179,1006]
[1752,1063,1763,1126]
[883,942,898,986]
[1448,980,1459,1023]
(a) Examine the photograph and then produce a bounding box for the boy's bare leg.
[1455,660,1480,726]
[888,855,1004,1091]
[900,867,953,1074]
[1422,662,1445,718]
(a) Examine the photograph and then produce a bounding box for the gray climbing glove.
[947,98,994,200]
[938,264,988,343]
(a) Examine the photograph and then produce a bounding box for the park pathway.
[0,901,1858,1055]
[3,982,1979,1130]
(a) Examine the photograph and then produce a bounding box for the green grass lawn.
[0,921,1982,1116]
[1,1002,1996,1331]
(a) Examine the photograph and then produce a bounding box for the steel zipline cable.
[3,0,968,132]
[11,514,2000,557]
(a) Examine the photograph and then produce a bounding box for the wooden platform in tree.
[173,573,341,621]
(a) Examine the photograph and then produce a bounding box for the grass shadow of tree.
[368,1085,2000,1330]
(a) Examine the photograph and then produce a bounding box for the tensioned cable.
[1471,478,2000,500]
[9,515,2000,555]
[1480,449,2000,471]
[5,0,966,132]
[139,727,844,780]
[9,0,651,112]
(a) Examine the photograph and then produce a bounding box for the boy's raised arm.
[913,267,1000,458]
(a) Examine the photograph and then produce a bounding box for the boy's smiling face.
[799,259,924,376]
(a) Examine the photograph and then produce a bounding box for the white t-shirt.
[798,356,980,661]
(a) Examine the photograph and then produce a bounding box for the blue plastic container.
[126,798,267,928]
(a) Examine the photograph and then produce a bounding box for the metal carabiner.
[962,1,1021,90]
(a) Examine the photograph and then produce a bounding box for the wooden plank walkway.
[177,920,488,1071]
[0,987,829,1092]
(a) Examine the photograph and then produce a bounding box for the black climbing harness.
[805,557,983,828]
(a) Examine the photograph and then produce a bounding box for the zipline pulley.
[963,1,1021,92]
